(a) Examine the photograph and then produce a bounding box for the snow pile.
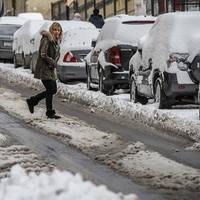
[0,165,137,200]
[0,64,200,144]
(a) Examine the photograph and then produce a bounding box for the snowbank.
[0,165,137,200]
[0,64,200,144]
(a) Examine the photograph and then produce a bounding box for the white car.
[30,20,96,73]
[13,19,46,68]
[129,12,200,108]
[85,14,156,95]
[57,22,99,82]
[0,16,27,62]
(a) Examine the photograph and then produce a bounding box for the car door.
[89,45,101,83]
[137,53,153,97]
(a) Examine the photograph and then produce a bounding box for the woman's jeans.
[34,80,57,111]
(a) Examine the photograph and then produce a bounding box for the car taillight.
[63,52,77,62]
[108,47,121,65]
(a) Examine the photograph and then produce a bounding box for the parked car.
[30,20,96,73]
[13,19,46,68]
[17,12,44,20]
[85,15,155,95]
[0,16,27,62]
[129,12,200,108]
[57,23,99,82]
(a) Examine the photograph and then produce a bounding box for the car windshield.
[0,24,21,35]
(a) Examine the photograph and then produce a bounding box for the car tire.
[99,69,105,93]
[86,66,92,90]
[13,54,20,68]
[130,78,148,104]
[99,68,112,95]
[30,56,34,73]
[130,78,138,103]
[155,78,171,109]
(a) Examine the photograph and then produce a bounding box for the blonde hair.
[49,22,63,40]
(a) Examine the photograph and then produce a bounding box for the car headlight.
[167,53,189,71]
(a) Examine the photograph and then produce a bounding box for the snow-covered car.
[13,19,46,68]
[0,16,27,62]
[17,12,44,20]
[30,20,95,73]
[129,12,200,108]
[57,22,99,82]
[85,15,155,95]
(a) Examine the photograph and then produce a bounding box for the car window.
[0,24,21,35]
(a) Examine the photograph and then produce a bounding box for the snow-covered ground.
[0,63,200,144]
[0,165,136,200]
[0,63,200,195]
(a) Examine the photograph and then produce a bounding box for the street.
[0,66,200,199]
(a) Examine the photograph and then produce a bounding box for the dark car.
[0,17,26,62]
[85,15,155,95]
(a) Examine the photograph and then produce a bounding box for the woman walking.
[26,22,62,119]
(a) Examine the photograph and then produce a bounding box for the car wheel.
[30,56,34,73]
[13,54,20,68]
[99,69,105,93]
[130,78,138,103]
[155,78,171,109]
[130,78,148,105]
[86,66,92,90]
[99,68,114,95]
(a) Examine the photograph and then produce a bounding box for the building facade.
[66,0,200,20]
[26,0,58,19]
[3,0,27,16]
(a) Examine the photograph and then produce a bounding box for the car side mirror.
[91,39,96,47]
[138,49,142,55]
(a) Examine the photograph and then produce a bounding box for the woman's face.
[52,27,61,40]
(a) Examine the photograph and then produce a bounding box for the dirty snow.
[0,132,54,179]
[0,64,200,144]
[0,63,200,192]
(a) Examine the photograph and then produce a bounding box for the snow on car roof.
[14,19,47,38]
[106,14,156,23]
[39,20,96,33]
[18,12,44,20]
[99,15,156,47]
[148,11,200,57]
[61,27,99,48]
[0,16,27,25]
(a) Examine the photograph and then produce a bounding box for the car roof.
[0,16,27,25]
[17,12,44,20]
[105,14,156,23]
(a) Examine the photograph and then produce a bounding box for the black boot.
[26,97,37,114]
[46,110,61,119]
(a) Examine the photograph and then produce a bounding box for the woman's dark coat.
[34,30,60,80]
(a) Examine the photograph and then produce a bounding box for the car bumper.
[163,72,198,97]
[0,49,14,60]
[57,63,87,80]
[104,71,129,89]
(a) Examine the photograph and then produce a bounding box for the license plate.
[4,42,12,47]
